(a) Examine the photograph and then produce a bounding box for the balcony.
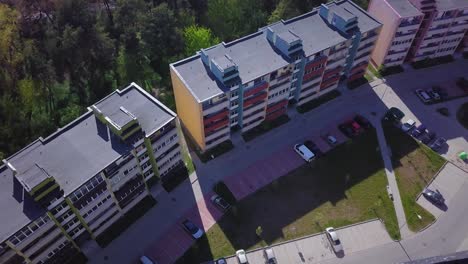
[266,100,288,114]
[244,82,268,98]
[387,48,409,56]
[305,56,327,71]
[205,126,230,141]
[395,30,417,38]
[203,108,229,126]
[320,75,340,90]
[268,78,290,92]
[204,117,229,135]
[323,67,342,79]
[243,92,267,108]
[350,62,368,75]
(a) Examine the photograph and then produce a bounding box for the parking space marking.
[417,163,468,218]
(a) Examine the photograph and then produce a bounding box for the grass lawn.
[176,129,399,263]
[457,102,468,129]
[368,64,382,78]
[382,123,445,232]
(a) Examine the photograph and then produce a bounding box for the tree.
[183,25,219,56]
[268,0,300,23]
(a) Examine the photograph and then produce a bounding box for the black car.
[421,131,436,145]
[422,188,445,205]
[430,137,446,151]
[354,115,372,129]
[411,124,426,138]
[383,107,405,122]
[338,124,355,138]
[304,140,322,156]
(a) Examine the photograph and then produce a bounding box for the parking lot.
[221,219,392,264]
[417,163,468,218]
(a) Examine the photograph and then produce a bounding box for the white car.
[327,135,338,145]
[264,247,277,264]
[236,249,248,264]
[140,256,156,264]
[181,220,204,239]
[294,144,315,162]
[401,119,416,132]
[325,227,343,253]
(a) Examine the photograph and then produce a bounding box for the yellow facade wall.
[170,66,206,150]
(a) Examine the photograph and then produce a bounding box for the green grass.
[368,64,382,78]
[194,140,234,163]
[176,129,399,263]
[382,123,445,231]
[297,90,341,113]
[457,102,468,129]
[242,115,290,142]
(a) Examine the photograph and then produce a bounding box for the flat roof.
[387,0,422,17]
[0,165,46,243]
[5,83,174,196]
[171,0,381,102]
[94,83,176,136]
[435,0,468,11]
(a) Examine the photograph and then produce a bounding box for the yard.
[383,123,445,232]
[176,129,399,263]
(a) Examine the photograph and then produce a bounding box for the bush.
[242,115,290,142]
[412,55,454,69]
[347,77,369,90]
[436,107,449,117]
[379,65,404,76]
[197,140,234,163]
[162,164,189,192]
[457,103,468,129]
[297,90,341,113]
[213,181,237,204]
[95,196,157,247]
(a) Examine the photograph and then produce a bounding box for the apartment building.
[0,83,187,264]
[170,0,382,152]
[369,0,468,67]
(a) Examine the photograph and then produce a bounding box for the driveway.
[222,219,392,264]
[417,163,468,218]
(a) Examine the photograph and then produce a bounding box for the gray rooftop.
[171,0,381,102]
[6,111,132,195]
[0,165,46,243]
[387,0,422,17]
[94,83,176,136]
[5,83,174,196]
[435,0,468,11]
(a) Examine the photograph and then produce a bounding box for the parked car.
[236,249,248,264]
[326,135,338,145]
[422,188,445,205]
[383,107,405,122]
[325,227,343,253]
[416,89,432,103]
[140,256,156,264]
[264,247,277,264]
[211,194,231,212]
[427,90,441,101]
[411,124,426,138]
[304,140,322,156]
[339,123,355,138]
[294,144,315,162]
[181,219,204,239]
[401,119,416,132]
[354,115,371,129]
[215,258,227,264]
[430,137,446,151]
[432,86,448,99]
[421,131,436,145]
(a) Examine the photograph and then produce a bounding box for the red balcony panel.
[244,82,269,98]
[243,92,267,108]
[203,109,229,126]
[350,63,368,75]
[320,75,340,89]
[305,57,328,71]
[266,108,286,121]
[347,71,365,82]
[323,67,343,79]
[303,68,325,82]
[204,118,229,134]
[266,100,288,114]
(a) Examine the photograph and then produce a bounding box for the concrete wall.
[368,0,400,66]
[170,67,206,151]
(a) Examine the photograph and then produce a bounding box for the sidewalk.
[374,117,413,239]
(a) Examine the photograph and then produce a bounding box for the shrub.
[213,181,237,204]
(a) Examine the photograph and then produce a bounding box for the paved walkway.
[222,219,392,264]
[374,119,413,239]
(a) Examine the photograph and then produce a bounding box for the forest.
[0,0,369,160]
